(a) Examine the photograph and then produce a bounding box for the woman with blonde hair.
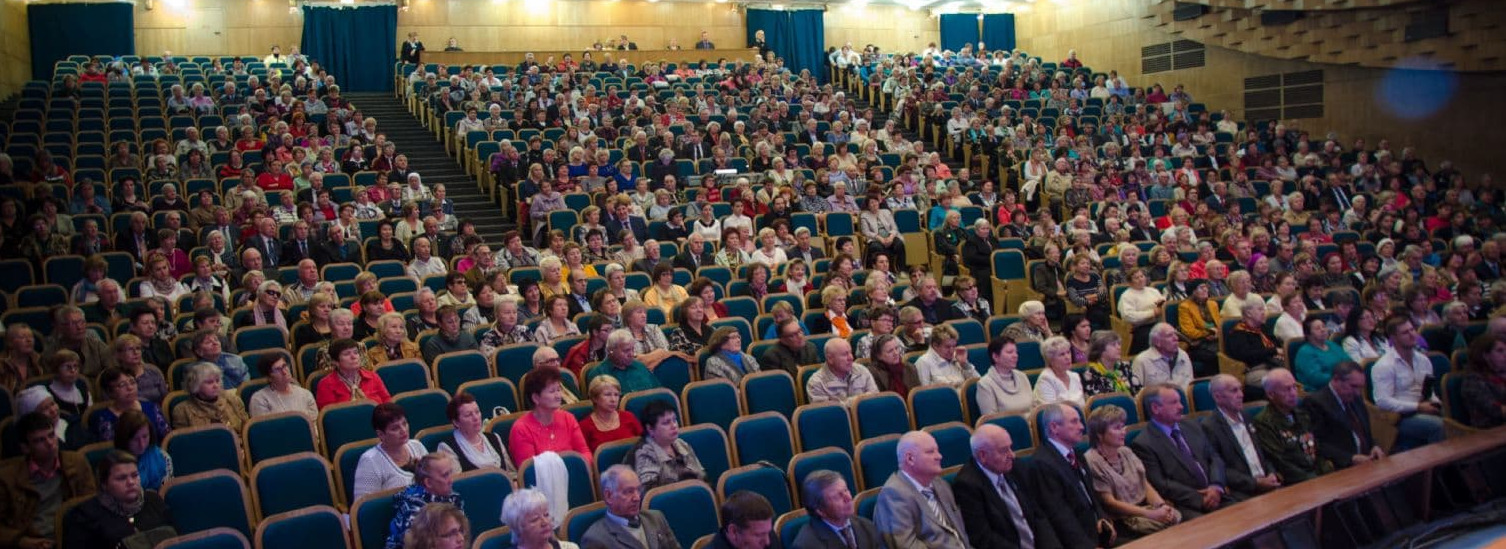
[402,502,470,549]
[1034,336,1085,406]
[1085,404,1182,535]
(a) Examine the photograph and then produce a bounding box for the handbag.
[119,526,177,549]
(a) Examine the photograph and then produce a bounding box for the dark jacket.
[760,341,819,378]
[1200,409,1276,498]
[1028,441,1105,549]
[672,249,715,272]
[952,459,1061,549]
[1130,420,1233,517]
[61,491,173,549]
[605,215,649,245]
[789,515,882,549]
[1300,385,1375,470]
[904,296,959,326]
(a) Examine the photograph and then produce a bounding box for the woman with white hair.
[170,361,249,431]
[502,489,581,549]
[1034,336,1085,407]
[1001,300,1054,343]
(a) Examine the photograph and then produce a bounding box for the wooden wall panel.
[134,0,300,57]
[1015,0,1506,183]
[824,5,939,54]
[397,0,748,53]
[0,0,28,100]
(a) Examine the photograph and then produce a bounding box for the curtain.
[982,14,1017,53]
[300,5,397,92]
[29,2,134,80]
[939,14,980,53]
[746,9,828,83]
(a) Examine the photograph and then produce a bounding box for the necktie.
[998,477,1035,549]
[1171,427,1208,485]
[839,524,857,549]
[1343,399,1370,450]
[920,486,950,528]
[299,241,307,257]
[626,515,641,528]
[1067,449,1079,469]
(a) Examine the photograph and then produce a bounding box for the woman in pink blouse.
[508,367,593,467]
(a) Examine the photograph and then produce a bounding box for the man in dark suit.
[605,199,650,245]
[760,319,820,378]
[113,211,156,266]
[565,270,594,318]
[952,424,1060,549]
[1132,383,1236,519]
[1031,403,1115,549]
[705,491,781,549]
[672,232,715,272]
[873,431,969,548]
[279,220,316,267]
[617,34,639,50]
[313,225,355,267]
[677,130,708,163]
[1302,361,1387,471]
[695,31,716,50]
[581,465,681,549]
[785,228,826,265]
[400,32,424,64]
[1201,374,1283,499]
[242,217,282,268]
[903,276,959,325]
[798,119,822,147]
[792,469,883,549]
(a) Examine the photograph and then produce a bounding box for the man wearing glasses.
[759,318,819,377]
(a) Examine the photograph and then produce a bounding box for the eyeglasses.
[264,289,281,296]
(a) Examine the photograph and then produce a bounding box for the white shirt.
[1218,408,1267,478]
[1372,347,1437,414]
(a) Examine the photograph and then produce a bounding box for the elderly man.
[1031,403,1114,548]
[793,469,883,548]
[761,319,820,378]
[44,306,113,378]
[1253,368,1327,483]
[0,413,96,548]
[786,227,827,265]
[585,329,662,394]
[904,276,960,326]
[1131,383,1235,519]
[874,430,968,548]
[706,491,777,549]
[1130,323,1194,389]
[1303,361,1386,471]
[420,305,478,365]
[582,465,680,548]
[83,279,128,326]
[806,338,877,406]
[282,259,320,306]
[673,232,715,271]
[951,424,1058,549]
[13,386,91,453]
[462,243,501,291]
[315,224,356,266]
[280,221,316,267]
[244,216,282,267]
[633,239,665,274]
[1200,374,1282,498]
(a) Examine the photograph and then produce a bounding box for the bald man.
[952,424,1058,549]
[1252,368,1328,483]
[1200,374,1282,498]
[873,431,968,549]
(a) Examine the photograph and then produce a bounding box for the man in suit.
[582,465,681,549]
[400,32,424,64]
[873,431,969,549]
[1302,361,1386,471]
[706,491,780,549]
[785,228,826,265]
[605,198,650,245]
[566,269,594,318]
[678,129,709,163]
[243,217,282,268]
[1132,383,1236,519]
[695,31,716,50]
[617,34,639,50]
[313,224,355,266]
[903,276,959,325]
[280,220,316,267]
[1031,403,1115,549]
[672,232,715,272]
[952,424,1060,549]
[1201,374,1283,499]
[792,469,883,549]
[799,119,823,147]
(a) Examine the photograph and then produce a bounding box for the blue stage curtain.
[939,14,980,53]
[981,14,1017,53]
[28,2,134,80]
[746,9,828,83]
[300,5,397,92]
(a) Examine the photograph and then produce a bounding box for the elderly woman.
[631,400,705,490]
[854,305,896,360]
[951,276,991,325]
[1083,330,1142,397]
[190,329,249,390]
[436,392,516,473]
[1066,255,1110,329]
[1294,317,1355,392]
[402,502,469,549]
[1034,336,1085,406]
[171,361,250,431]
[316,338,394,409]
[666,297,713,354]
[247,353,317,419]
[704,327,762,384]
[91,366,172,443]
[317,309,371,372]
[0,323,42,395]
[43,349,96,421]
[502,489,582,549]
[641,263,688,316]
[915,324,981,386]
[1118,268,1165,354]
[241,280,289,330]
[385,452,463,549]
[976,338,1037,416]
[1086,404,1182,535]
[61,450,175,549]
[138,253,190,305]
[370,312,423,367]
[15,385,90,452]
[622,300,685,368]
[1002,301,1054,343]
[866,334,920,398]
[479,298,537,356]
[579,374,644,451]
[353,402,430,501]
[860,190,907,270]
[509,367,591,465]
[534,295,582,343]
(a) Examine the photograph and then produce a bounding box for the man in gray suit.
[582,465,682,549]
[791,469,883,549]
[1200,374,1283,499]
[873,431,969,548]
[1131,383,1236,520]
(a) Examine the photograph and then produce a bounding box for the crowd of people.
[0,31,1503,549]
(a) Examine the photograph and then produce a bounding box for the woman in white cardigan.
[352,402,430,501]
[1034,336,1085,408]
[1117,268,1165,355]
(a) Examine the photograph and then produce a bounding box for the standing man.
[952,423,1059,549]
[1200,374,1282,498]
[401,32,425,64]
[1302,361,1387,470]
[873,431,968,548]
[1031,403,1115,548]
[695,31,716,50]
[1131,383,1234,519]
[792,469,883,548]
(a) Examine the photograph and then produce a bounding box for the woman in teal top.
[1294,317,1355,391]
